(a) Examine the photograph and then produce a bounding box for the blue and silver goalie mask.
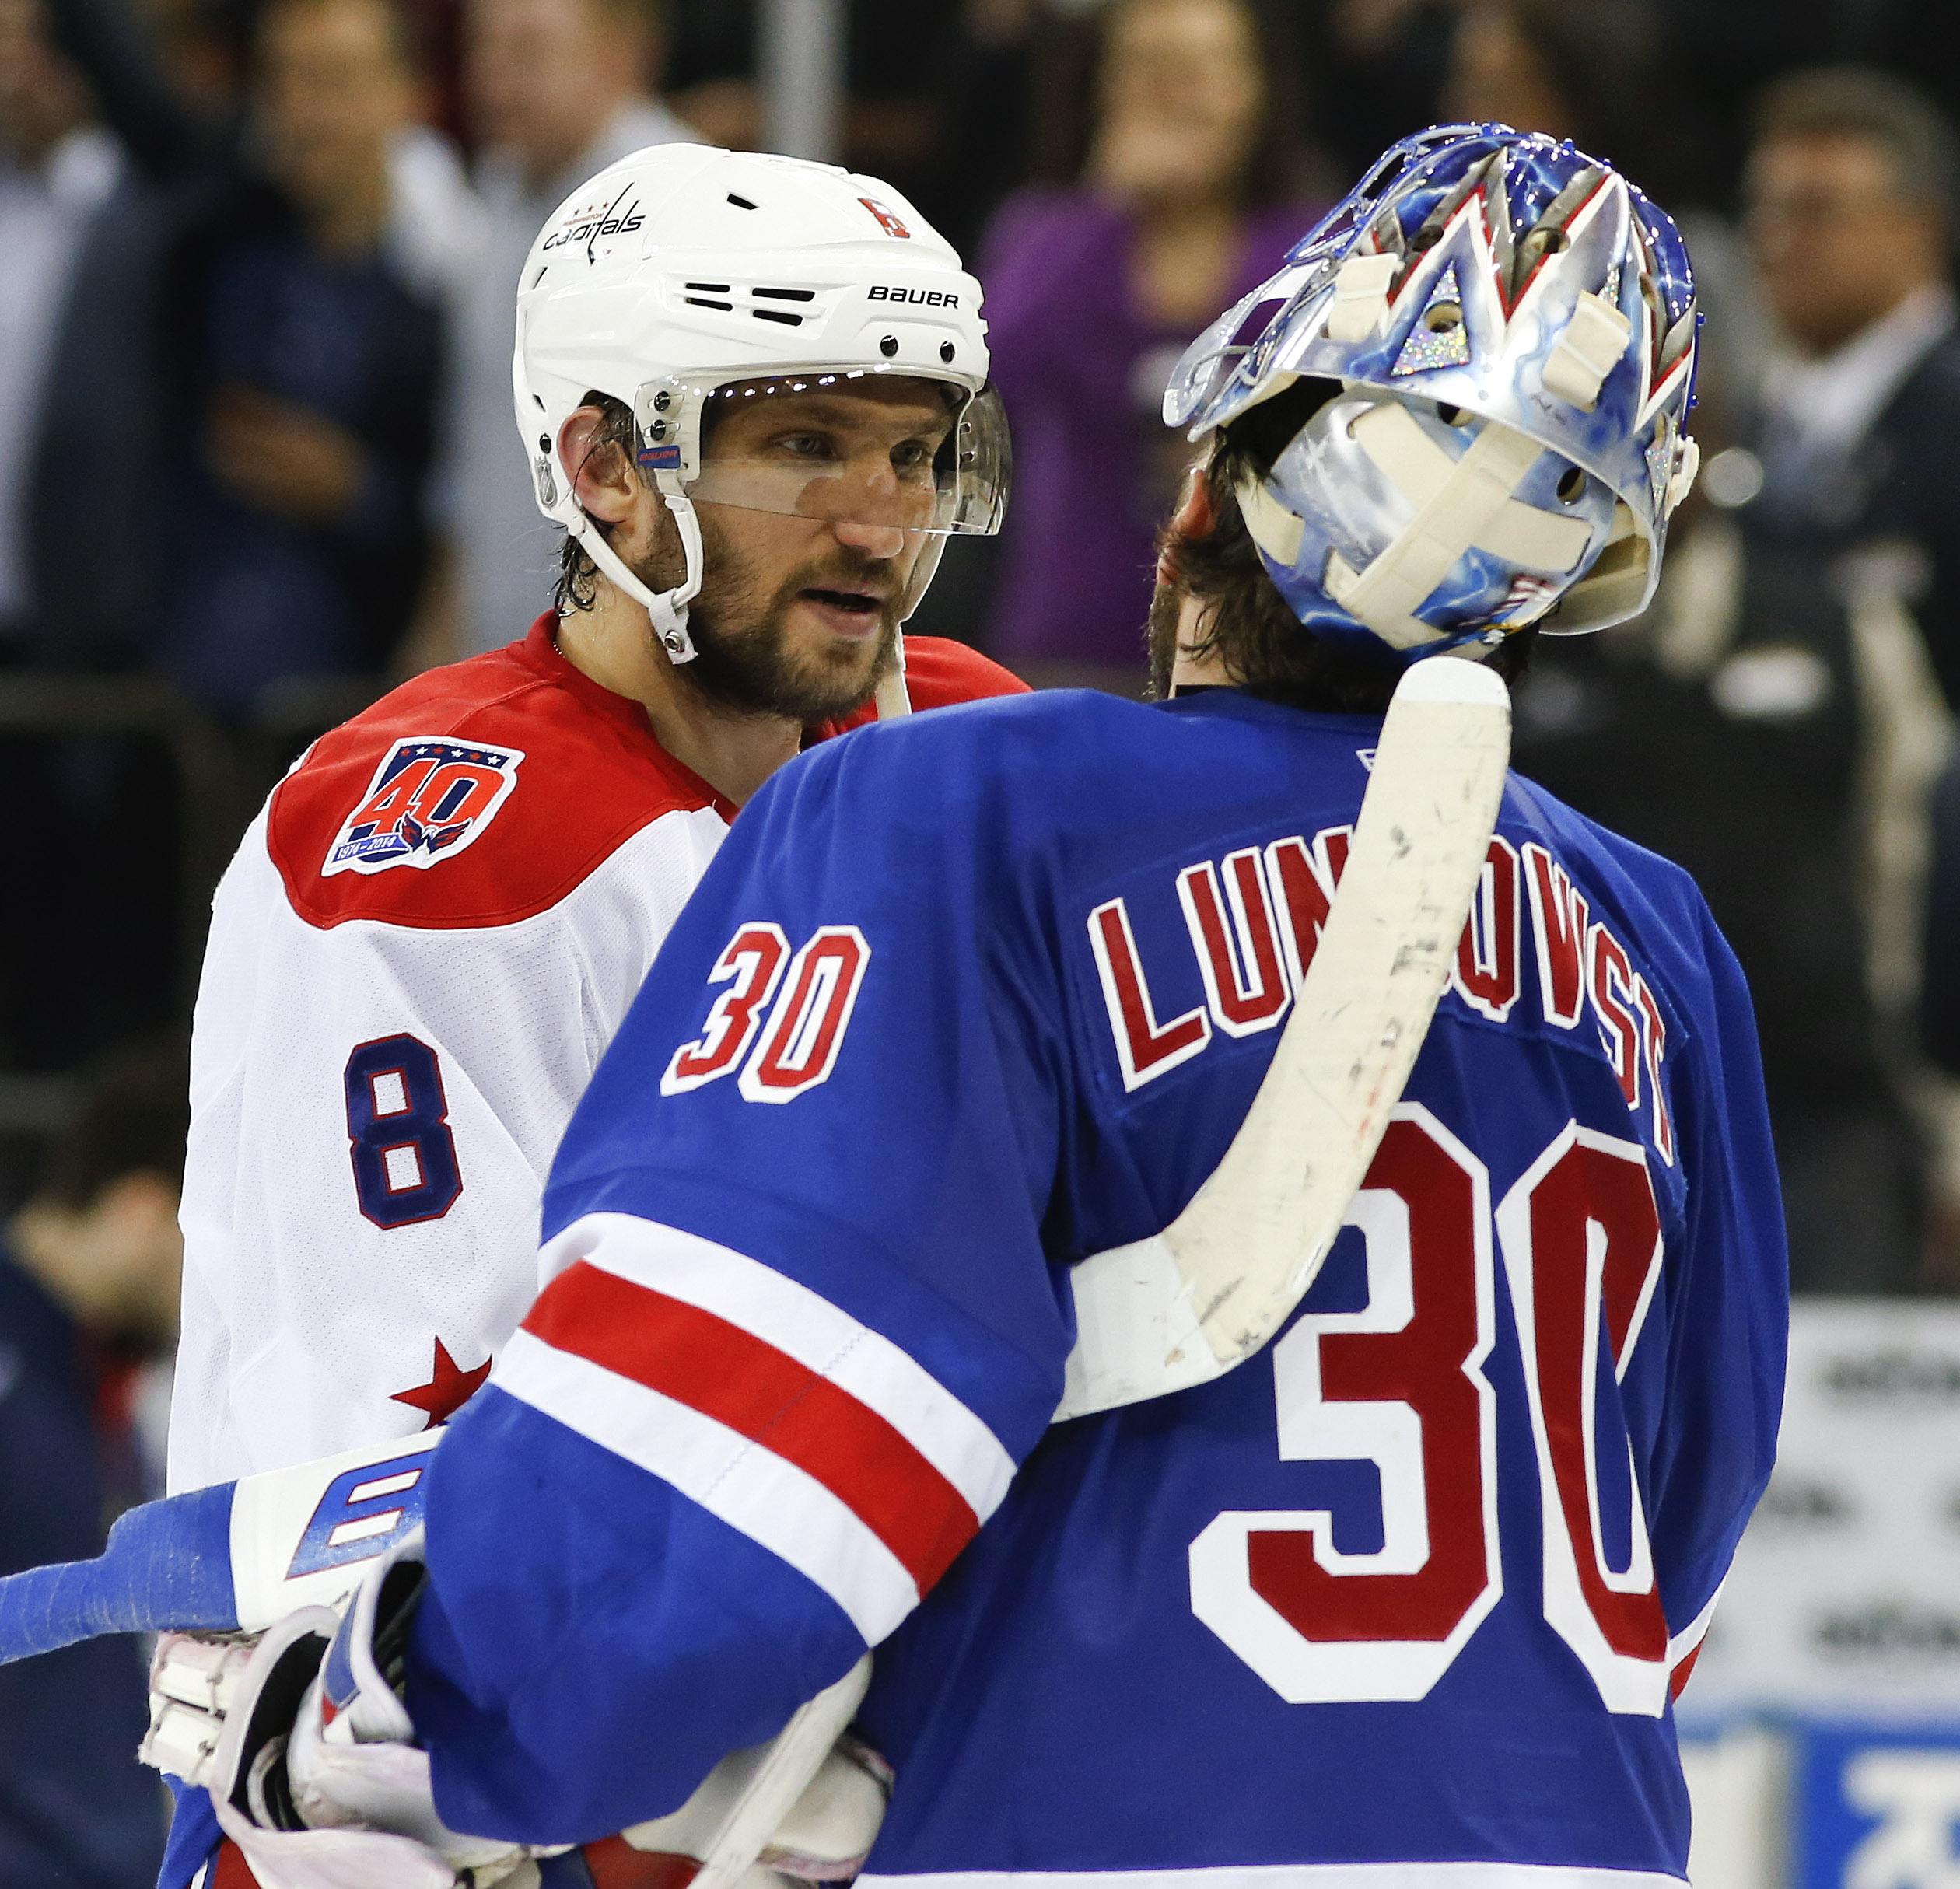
[1166,124,1701,662]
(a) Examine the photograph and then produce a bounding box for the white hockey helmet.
[513,144,1009,665]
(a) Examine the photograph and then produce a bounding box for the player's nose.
[831,518,908,561]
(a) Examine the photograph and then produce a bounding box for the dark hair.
[1160,380,1534,712]
[40,1037,191,1214]
[1752,65,1958,218]
[1029,0,1323,209]
[553,391,637,616]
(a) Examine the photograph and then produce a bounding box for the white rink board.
[1689,1301,1960,1714]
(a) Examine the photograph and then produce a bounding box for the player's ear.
[1157,459,1217,586]
[1172,460,1216,540]
[560,408,639,524]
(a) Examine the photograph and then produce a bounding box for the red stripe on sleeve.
[523,1261,980,1593]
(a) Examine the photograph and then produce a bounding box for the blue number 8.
[344,1035,463,1229]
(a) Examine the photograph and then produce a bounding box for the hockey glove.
[144,1527,547,1889]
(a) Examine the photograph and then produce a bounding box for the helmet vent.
[726,193,758,210]
[685,296,733,311]
[754,310,803,327]
[752,286,816,303]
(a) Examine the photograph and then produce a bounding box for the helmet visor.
[632,368,1010,540]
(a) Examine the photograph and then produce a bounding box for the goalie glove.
[145,1528,547,1889]
[144,1525,889,1889]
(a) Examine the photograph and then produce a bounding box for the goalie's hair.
[1157,379,1535,713]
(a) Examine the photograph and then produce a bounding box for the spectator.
[0,0,134,664]
[1512,474,1941,1293]
[1441,0,1660,179]
[977,0,1319,677]
[1734,67,1960,706]
[0,1040,188,1887]
[441,0,695,656]
[0,0,188,1076]
[152,0,443,714]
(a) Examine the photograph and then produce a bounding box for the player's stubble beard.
[634,502,903,724]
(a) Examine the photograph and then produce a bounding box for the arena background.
[5,1,1960,1881]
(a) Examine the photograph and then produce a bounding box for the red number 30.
[1189,1104,1672,1716]
[663,922,872,1104]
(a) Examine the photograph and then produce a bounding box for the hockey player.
[158,142,1022,1884]
[166,129,1786,1889]
[170,142,1020,1493]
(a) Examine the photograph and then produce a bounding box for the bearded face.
[673,507,906,725]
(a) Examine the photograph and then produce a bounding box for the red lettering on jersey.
[1510,1132,1668,1668]
[1178,849,1290,1037]
[414,761,506,827]
[1633,974,1675,1166]
[1523,841,1590,1029]
[1089,897,1211,1091]
[740,928,871,1104]
[1451,837,1521,1023]
[663,922,791,1094]
[345,757,439,832]
[1246,1114,1497,1645]
[1587,924,1643,1111]
[1265,825,1352,987]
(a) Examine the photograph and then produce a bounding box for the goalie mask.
[513,144,1010,664]
[1165,124,1700,661]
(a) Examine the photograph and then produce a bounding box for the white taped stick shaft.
[873,631,912,719]
[1057,658,1511,1419]
[691,1655,874,1889]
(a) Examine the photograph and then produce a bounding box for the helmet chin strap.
[568,473,705,665]
[870,532,948,721]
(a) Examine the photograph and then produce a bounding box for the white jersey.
[170,617,1026,1492]
[169,619,733,1490]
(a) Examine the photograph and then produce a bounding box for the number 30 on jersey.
[1191,1104,1680,1719]
[661,922,870,1104]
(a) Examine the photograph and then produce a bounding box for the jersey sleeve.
[1645,896,1787,1683]
[405,717,1071,1845]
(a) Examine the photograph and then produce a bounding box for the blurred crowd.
[2,0,1960,1471]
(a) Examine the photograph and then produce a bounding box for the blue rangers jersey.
[404,685,1787,1889]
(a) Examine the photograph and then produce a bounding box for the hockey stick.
[0,1431,868,1885]
[0,654,1504,1867]
[0,656,1508,1652]
[1054,654,1512,1420]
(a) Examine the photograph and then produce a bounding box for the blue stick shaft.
[0,1481,239,1664]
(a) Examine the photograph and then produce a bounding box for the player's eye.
[772,431,839,461]
[891,439,936,475]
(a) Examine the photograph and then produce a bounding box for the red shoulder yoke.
[269,619,737,932]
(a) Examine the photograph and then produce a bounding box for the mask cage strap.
[1325,408,1589,648]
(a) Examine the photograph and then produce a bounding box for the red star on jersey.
[390,1338,492,1427]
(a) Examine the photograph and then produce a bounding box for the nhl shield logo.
[322,737,526,876]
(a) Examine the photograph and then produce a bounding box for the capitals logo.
[322,737,525,876]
